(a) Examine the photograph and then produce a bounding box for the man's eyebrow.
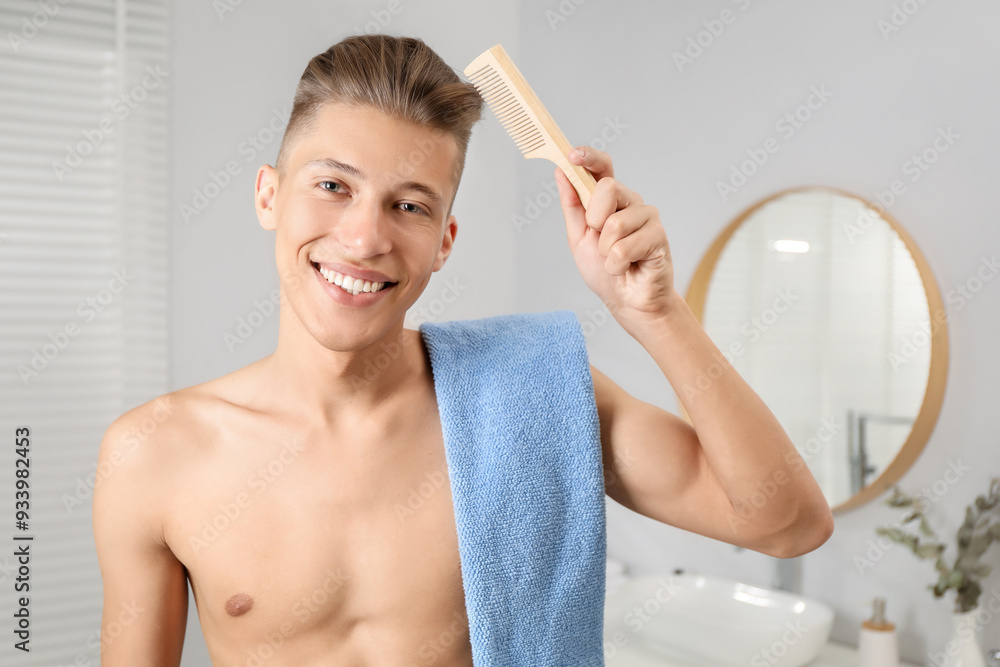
[302,157,444,207]
[398,181,443,207]
[302,157,364,179]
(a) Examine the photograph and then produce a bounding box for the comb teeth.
[467,64,546,155]
[464,44,598,210]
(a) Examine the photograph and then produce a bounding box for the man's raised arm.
[554,146,834,558]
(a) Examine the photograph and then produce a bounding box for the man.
[93,34,832,666]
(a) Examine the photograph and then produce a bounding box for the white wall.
[171,0,1000,663]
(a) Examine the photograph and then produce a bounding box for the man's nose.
[334,198,392,257]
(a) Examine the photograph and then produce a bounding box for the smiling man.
[93,34,833,666]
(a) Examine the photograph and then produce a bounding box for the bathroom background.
[0,0,998,665]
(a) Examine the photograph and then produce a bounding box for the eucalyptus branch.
[876,477,1000,613]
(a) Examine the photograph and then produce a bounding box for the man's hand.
[554,146,678,329]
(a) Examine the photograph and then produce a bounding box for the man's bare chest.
[163,402,467,649]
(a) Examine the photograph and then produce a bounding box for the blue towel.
[418,309,607,667]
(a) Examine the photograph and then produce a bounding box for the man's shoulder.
[98,372,240,473]
[99,389,192,468]
[92,371,261,549]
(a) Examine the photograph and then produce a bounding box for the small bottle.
[859,597,899,667]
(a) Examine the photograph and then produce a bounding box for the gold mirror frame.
[683,186,949,513]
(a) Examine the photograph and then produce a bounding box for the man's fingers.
[596,206,649,259]
[555,167,587,248]
[568,145,613,181]
[604,222,666,276]
[585,178,643,233]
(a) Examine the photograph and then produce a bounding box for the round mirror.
[685,187,948,512]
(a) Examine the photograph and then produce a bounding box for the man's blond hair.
[276,34,484,200]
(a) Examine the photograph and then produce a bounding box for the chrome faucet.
[772,556,802,593]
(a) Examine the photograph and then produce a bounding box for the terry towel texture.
[419,309,607,667]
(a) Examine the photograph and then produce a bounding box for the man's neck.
[259,310,426,431]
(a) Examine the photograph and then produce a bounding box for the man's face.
[255,102,460,351]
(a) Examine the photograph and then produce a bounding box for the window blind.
[0,0,169,663]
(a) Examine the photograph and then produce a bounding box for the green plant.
[875,477,1000,613]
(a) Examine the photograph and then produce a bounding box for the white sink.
[603,572,834,666]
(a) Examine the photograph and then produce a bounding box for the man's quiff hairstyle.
[275,34,484,196]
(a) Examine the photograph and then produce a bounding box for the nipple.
[225,593,254,617]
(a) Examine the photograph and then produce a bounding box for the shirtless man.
[93,35,833,666]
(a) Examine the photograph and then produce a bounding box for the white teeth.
[317,265,387,296]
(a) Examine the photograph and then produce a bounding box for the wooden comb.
[464,44,598,210]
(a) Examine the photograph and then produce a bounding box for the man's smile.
[310,260,398,300]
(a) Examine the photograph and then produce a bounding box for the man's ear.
[432,214,458,272]
[255,164,279,231]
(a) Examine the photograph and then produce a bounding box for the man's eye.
[319,181,343,193]
[399,202,426,215]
